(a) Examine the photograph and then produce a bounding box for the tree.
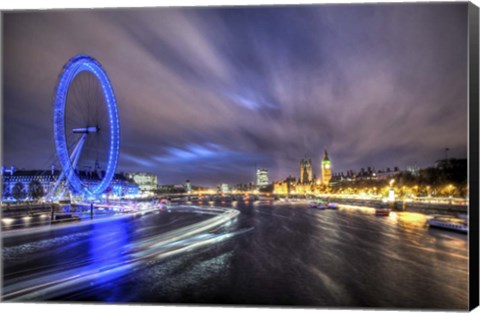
[12,182,26,201]
[29,180,45,200]
[2,183,11,199]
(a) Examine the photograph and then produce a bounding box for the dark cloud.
[3,3,468,186]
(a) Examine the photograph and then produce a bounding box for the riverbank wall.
[317,197,467,215]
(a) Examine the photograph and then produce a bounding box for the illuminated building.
[273,151,333,195]
[111,182,139,197]
[234,182,255,191]
[1,167,138,200]
[1,168,59,200]
[273,176,296,195]
[256,168,269,187]
[185,180,192,193]
[219,183,229,193]
[331,166,402,183]
[125,172,158,194]
[110,174,139,197]
[300,158,313,184]
[157,184,184,193]
[321,150,332,185]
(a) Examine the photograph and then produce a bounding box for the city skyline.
[3,4,468,186]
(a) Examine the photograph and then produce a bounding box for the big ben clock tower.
[321,150,332,185]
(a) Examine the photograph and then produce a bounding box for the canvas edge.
[468,1,480,311]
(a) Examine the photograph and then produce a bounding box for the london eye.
[50,55,120,198]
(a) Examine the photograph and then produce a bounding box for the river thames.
[2,200,468,309]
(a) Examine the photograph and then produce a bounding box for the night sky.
[3,3,469,186]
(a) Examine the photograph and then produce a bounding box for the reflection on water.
[2,202,468,309]
[394,211,428,228]
[86,219,132,301]
[88,218,131,277]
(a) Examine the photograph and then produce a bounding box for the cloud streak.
[3,3,468,186]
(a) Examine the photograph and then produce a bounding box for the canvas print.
[1,2,478,310]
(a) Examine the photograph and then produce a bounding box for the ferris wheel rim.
[53,55,120,197]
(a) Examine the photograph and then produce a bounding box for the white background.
[0,0,478,313]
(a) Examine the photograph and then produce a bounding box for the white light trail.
[2,205,247,301]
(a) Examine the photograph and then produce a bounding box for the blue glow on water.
[87,217,131,292]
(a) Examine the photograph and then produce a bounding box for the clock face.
[325,164,330,169]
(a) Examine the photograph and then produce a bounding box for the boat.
[159,198,169,210]
[427,216,468,233]
[375,208,390,216]
[327,203,338,209]
[309,198,326,210]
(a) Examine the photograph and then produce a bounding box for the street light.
[388,180,395,203]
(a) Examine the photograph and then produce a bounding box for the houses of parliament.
[273,150,332,195]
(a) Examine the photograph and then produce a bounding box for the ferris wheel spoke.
[80,74,91,123]
[88,73,95,124]
[81,74,91,124]
[69,78,87,125]
[95,77,100,125]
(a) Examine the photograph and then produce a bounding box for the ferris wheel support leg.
[47,134,87,200]
[47,171,66,200]
[69,134,87,179]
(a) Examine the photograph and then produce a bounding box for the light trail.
[2,211,131,239]
[2,205,246,301]
[1,203,165,238]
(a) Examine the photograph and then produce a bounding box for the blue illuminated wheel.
[53,55,120,197]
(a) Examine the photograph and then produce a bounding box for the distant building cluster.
[218,183,230,193]
[156,180,209,194]
[327,157,468,198]
[274,149,332,195]
[234,182,256,192]
[125,172,158,194]
[109,173,139,197]
[1,167,58,200]
[157,184,186,193]
[228,168,270,193]
[330,166,401,184]
[1,166,162,201]
[256,168,269,187]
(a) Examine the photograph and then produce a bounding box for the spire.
[323,149,329,161]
